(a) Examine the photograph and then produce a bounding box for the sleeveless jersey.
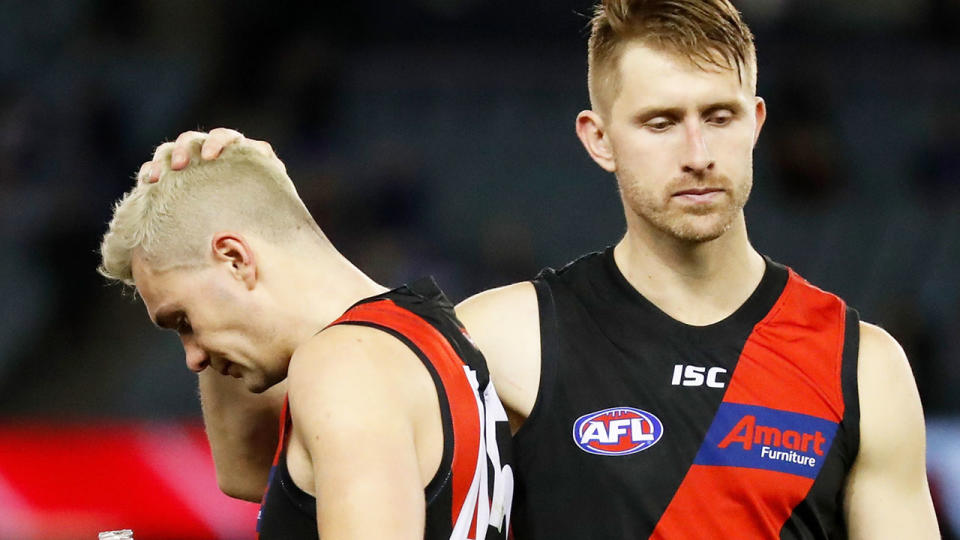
[513,248,860,539]
[257,277,514,539]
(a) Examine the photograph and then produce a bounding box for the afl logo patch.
[572,407,664,456]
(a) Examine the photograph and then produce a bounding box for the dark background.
[0,0,958,533]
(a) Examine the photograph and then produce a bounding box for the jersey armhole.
[841,306,862,467]
[512,278,559,451]
[275,446,320,518]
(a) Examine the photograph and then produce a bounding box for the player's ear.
[211,232,258,289]
[576,110,617,172]
[752,97,767,146]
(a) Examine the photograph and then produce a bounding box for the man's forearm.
[199,370,287,501]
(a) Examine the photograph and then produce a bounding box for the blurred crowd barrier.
[0,422,258,540]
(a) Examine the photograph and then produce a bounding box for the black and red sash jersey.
[513,248,860,539]
[257,277,513,540]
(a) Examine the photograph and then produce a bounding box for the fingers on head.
[137,160,153,184]
[151,141,176,163]
[147,141,177,182]
[142,128,259,185]
[174,130,207,147]
[172,130,207,168]
[203,127,244,160]
[242,139,282,171]
[251,139,274,157]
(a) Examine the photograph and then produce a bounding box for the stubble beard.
[619,173,752,244]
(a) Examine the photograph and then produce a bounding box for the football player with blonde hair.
[149,0,939,537]
[101,139,513,539]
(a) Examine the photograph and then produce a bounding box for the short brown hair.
[587,0,757,114]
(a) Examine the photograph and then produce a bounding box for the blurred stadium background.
[0,0,957,538]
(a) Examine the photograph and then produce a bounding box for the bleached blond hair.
[99,142,323,287]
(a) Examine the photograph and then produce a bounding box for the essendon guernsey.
[257,277,513,539]
[514,248,859,539]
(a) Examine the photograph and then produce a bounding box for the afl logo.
[573,407,664,456]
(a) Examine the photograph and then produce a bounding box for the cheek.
[612,134,675,177]
[236,309,282,355]
[709,126,756,161]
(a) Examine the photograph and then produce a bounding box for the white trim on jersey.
[451,367,485,540]
[484,380,513,534]
[450,367,513,540]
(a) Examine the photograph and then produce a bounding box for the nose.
[681,122,715,176]
[184,341,210,373]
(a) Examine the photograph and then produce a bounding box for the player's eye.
[176,317,193,335]
[645,118,674,132]
[707,111,734,126]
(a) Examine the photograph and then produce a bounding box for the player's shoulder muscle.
[287,324,434,425]
[855,321,925,460]
[845,321,938,537]
[856,321,918,409]
[456,281,540,421]
[286,325,433,538]
[457,280,538,325]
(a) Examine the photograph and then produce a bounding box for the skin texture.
[285,325,441,539]
[152,39,939,533]
[579,45,764,244]
[845,322,939,539]
[133,237,291,394]
[197,370,285,500]
[127,182,444,537]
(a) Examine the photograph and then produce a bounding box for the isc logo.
[572,407,663,456]
[671,364,727,388]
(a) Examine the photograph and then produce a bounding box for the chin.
[242,376,269,394]
[629,195,735,242]
[246,373,284,394]
[643,211,733,243]
[670,221,731,243]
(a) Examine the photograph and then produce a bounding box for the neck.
[267,240,389,358]
[614,212,766,326]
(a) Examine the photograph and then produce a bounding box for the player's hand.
[138,128,281,184]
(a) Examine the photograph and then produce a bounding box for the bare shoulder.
[285,325,439,536]
[457,280,538,312]
[856,321,921,429]
[456,281,540,427]
[854,320,929,466]
[844,321,938,537]
[856,321,915,394]
[286,324,436,418]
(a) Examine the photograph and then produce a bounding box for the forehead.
[131,253,194,324]
[611,43,750,113]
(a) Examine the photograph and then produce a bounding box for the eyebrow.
[701,101,744,115]
[634,101,744,121]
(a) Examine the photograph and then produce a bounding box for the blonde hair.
[99,142,323,287]
[587,0,757,115]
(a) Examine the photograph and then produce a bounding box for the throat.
[612,234,766,326]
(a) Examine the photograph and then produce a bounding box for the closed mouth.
[673,187,724,196]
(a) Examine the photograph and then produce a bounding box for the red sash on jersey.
[651,270,848,538]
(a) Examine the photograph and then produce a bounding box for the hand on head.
[138,127,281,184]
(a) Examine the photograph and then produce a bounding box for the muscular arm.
[456,281,540,433]
[844,322,940,538]
[287,325,439,539]
[199,370,286,501]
